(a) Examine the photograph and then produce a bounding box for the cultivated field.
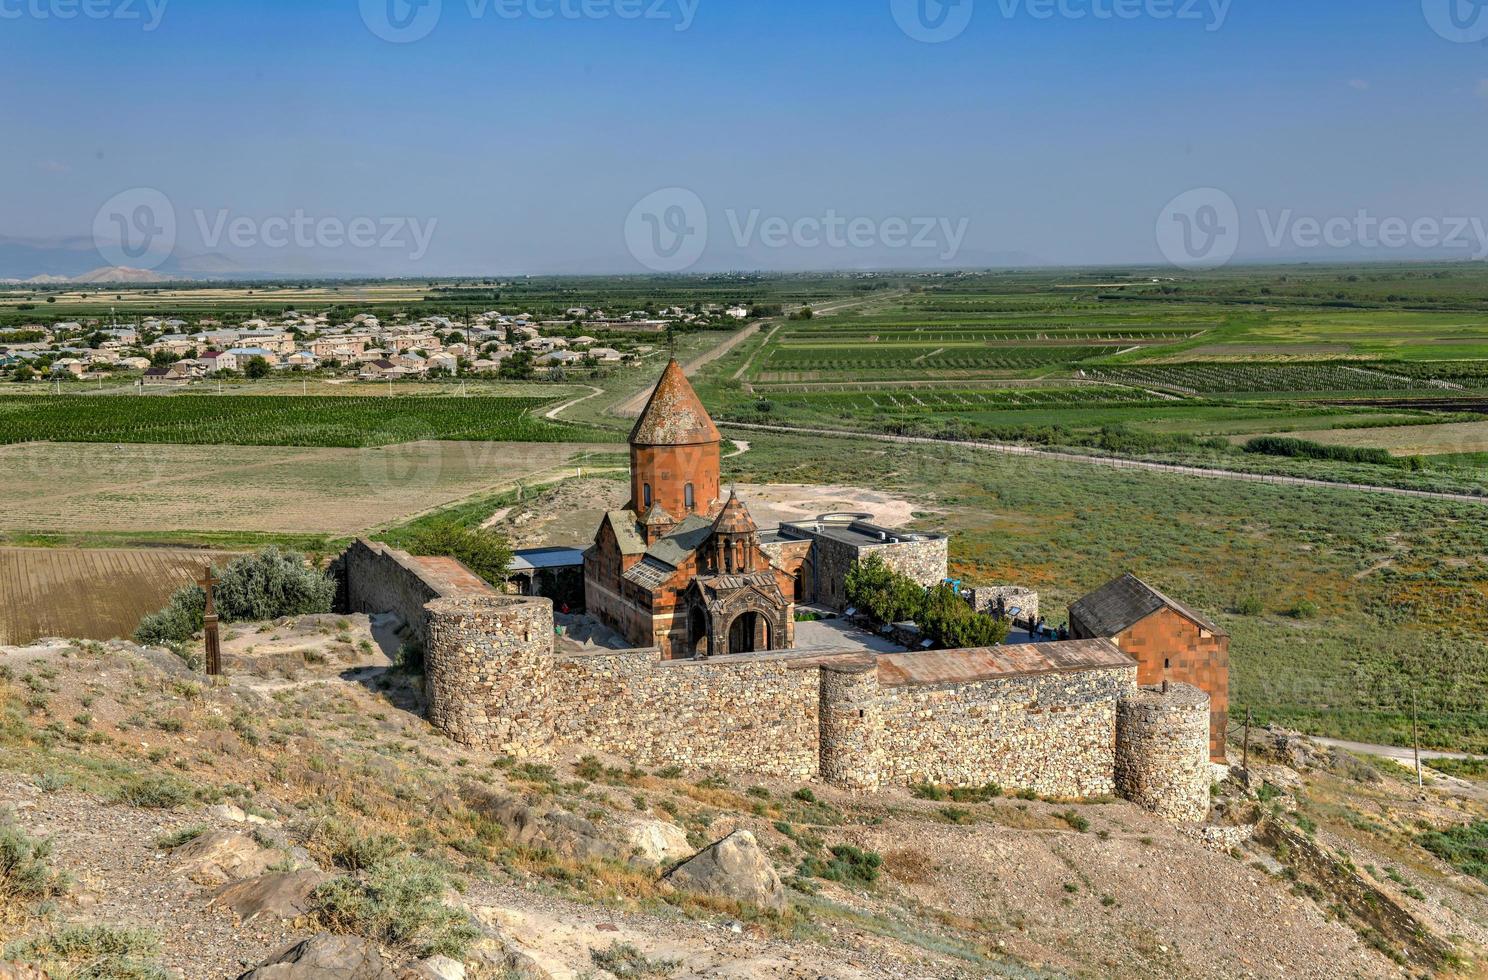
[0,547,234,645]
[0,440,622,538]
[0,394,597,448]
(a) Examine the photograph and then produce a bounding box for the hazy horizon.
[4,0,1487,278]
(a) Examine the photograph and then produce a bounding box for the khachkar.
[201,566,222,678]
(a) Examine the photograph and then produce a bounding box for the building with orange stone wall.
[584,360,795,659]
[1069,573,1230,762]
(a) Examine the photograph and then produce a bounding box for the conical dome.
[711,491,757,536]
[629,359,721,447]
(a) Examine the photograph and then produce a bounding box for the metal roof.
[508,547,586,572]
[1069,573,1225,638]
[876,638,1133,688]
[646,514,713,568]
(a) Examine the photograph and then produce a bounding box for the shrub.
[0,817,66,916]
[1291,600,1320,620]
[1234,594,1265,616]
[2,924,166,979]
[404,522,513,586]
[312,856,480,959]
[134,547,335,648]
[1243,436,1397,468]
[799,844,883,886]
[1418,821,1488,885]
[1060,810,1091,833]
[920,584,1009,650]
[109,776,194,809]
[590,942,681,978]
[844,555,925,625]
[306,818,408,872]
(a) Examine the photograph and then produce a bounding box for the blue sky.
[2,0,1485,275]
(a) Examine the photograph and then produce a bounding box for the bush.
[919,584,1010,650]
[4,924,167,979]
[798,844,883,886]
[109,776,194,809]
[590,942,680,978]
[1418,821,1488,885]
[134,547,335,648]
[312,856,480,959]
[1244,436,1397,468]
[844,555,924,625]
[1,817,66,915]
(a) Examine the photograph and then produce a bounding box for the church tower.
[628,359,722,526]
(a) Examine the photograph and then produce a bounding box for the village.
[0,302,757,385]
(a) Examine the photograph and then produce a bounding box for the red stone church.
[584,360,796,659]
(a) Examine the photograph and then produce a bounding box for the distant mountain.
[70,266,174,284]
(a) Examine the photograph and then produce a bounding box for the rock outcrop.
[236,934,399,979]
[664,830,786,912]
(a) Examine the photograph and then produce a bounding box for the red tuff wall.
[1113,608,1229,763]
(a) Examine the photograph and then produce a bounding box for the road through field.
[720,422,1488,506]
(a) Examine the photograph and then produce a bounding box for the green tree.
[404,522,513,586]
[920,584,1010,650]
[245,356,272,379]
[845,555,926,625]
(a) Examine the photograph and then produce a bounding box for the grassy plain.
[0,441,620,541]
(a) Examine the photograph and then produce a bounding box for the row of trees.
[844,555,1009,650]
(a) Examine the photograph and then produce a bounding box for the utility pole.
[1412,690,1424,793]
[1243,706,1252,775]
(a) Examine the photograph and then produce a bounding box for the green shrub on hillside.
[134,547,335,649]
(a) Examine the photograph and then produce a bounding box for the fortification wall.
[1115,683,1212,822]
[546,650,820,779]
[340,540,444,648]
[819,661,883,790]
[425,595,555,757]
[874,665,1133,797]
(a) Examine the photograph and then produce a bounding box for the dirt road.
[719,422,1488,507]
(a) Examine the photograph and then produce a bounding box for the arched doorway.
[727,610,772,655]
[793,566,808,603]
[687,606,710,659]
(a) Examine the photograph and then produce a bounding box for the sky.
[1,0,1486,277]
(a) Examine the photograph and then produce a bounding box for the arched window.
[643,483,653,508]
[684,483,695,510]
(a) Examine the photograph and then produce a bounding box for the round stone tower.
[819,660,882,791]
[424,594,555,757]
[1115,683,1212,823]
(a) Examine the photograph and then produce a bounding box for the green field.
[0,394,600,448]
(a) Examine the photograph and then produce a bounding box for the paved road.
[719,422,1488,506]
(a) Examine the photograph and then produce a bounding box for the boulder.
[664,831,786,912]
[237,934,399,979]
[405,956,464,980]
[171,830,281,885]
[0,963,51,980]
[209,803,273,826]
[614,817,693,867]
[212,870,332,923]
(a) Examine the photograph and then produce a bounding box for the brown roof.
[876,638,1133,688]
[711,491,757,535]
[1069,573,1226,638]
[629,359,721,447]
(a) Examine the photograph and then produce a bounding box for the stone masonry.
[1114,683,1212,823]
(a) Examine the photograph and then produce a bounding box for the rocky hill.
[1,618,1485,979]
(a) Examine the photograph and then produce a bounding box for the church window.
[643,483,652,508]
[685,483,695,509]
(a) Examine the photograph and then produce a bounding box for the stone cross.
[201,566,222,677]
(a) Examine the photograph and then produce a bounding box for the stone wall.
[965,586,1040,626]
[546,649,821,779]
[874,665,1133,798]
[1114,684,1212,822]
[819,660,883,790]
[339,540,450,649]
[806,531,949,611]
[425,595,555,757]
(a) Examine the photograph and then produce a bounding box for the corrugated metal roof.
[623,556,676,590]
[876,638,1133,688]
[1069,573,1225,638]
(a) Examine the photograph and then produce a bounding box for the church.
[583,360,797,659]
